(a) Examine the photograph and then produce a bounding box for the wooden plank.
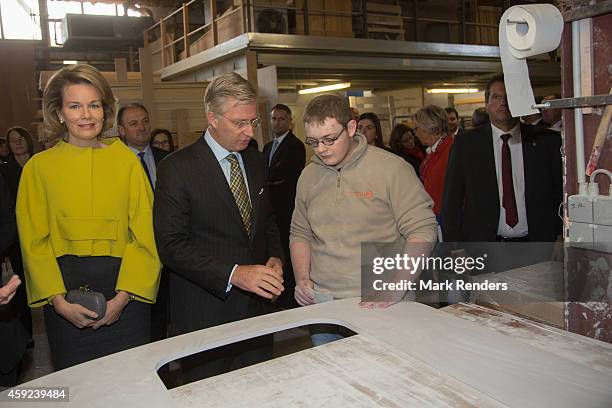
[174,108,196,148]
[217,7,244,43]
[367,14,403,26]
[246,50,258,93]
[114,58,128,85]
[366,2,401,14]
[367,26,404,34]
[139,46,156,127]
[183,3,190,59]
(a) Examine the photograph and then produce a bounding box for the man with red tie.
[441,74,562,243]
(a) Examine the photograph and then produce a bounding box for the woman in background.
[0,126,35,341]
[413,105,454,218]
[358,112,386,148]
[389,123,426,176]
[150,128,174,152]
[16,64,160,370]
[2,126,34,199]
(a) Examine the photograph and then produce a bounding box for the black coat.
[0,172,27,377]
[153,135,282,334]
[263,132,305,243]
[441,123,562,242]
[263,132,305,308]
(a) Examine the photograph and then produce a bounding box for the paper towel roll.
[499,4,563,117]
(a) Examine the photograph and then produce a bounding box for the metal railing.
[143,0,505,69]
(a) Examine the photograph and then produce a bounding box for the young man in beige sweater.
[290,95,437,333]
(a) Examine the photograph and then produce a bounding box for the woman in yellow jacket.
[16,64,160,370]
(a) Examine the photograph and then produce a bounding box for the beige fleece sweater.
[290,134,437,299]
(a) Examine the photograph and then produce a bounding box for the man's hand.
[0,275,21,305]
[231,264,284,299]
[294,278,315,306]
[92,291,130,330]
[265,257,283,277]
[265,257,283,302]
[51,295,99,329]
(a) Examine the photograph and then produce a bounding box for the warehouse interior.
[0,1,611,406]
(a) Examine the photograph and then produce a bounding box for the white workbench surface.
[2,299,611,407]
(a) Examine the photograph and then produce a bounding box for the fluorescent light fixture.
[427,88,479,94]
[299,82,351,95]
[63,60,78,65]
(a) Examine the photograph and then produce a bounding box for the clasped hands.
[231,257,284,300]
[50,291,131,330]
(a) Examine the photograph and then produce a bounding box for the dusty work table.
[1,299,611,407]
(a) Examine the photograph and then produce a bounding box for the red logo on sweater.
[346,191,374,199]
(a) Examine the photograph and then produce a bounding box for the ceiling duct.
[61,14,153,49]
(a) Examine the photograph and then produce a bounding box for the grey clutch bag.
[65,286,107,321]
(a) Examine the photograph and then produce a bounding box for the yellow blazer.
[16,139,161,306]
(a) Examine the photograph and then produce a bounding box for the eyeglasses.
[221,114,262,129]
[489,93,507,103]
[304,126,346,148]
[9,136,25,143]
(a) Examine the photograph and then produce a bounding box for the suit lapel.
[195,137,251,240]
[481,126,500,213]
[270,132,293,167]
[520,123,536,213]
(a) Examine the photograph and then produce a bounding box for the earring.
[59,117,64,124]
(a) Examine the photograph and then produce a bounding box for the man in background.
[263,104,305,308]
[445,107,463,137]
[117,103,170,343]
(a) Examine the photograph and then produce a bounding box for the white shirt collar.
[491,122,521,142]
[427,135,446,154]
[273,130,290,144]
[128,144,151,155]
[204,128,233,163]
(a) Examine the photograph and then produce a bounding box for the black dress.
[44,256,151,370]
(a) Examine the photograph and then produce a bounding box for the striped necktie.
[226,154,252,237]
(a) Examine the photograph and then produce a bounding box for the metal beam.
[245,33,500,59]
[259,53,501,73]
[563,0,612,23]
[534,95,612,110]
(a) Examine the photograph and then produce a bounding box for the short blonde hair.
[204,72,257,115]
[42,64,116,139]
[413,105,450,135]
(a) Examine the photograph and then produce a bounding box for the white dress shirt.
[491,123,528,238]
[269,130,289,165]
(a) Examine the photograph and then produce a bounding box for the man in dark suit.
[118,103,170,342]
[442,74,562,244]
[263,104,305,308]
[118,103,169,186]
[445,107,464,138]
[153,73,284,381]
